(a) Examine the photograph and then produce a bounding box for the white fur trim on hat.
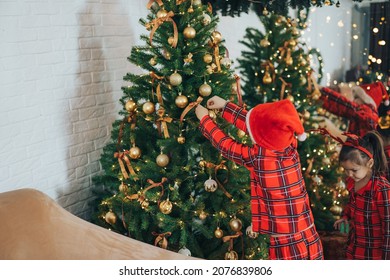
[297,132,307,142]
[245,108,257,144]
[352,86,376,107]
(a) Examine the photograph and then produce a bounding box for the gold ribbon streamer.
[149,11,178,48]
[279,77,292,100]
[222,231,244,259]
[214,160,232,199]
[176,0,188,4]
[208,39,221,71]
[156,108,172,138]
[180,96,203,124]
[309,72,321,98]
[147,0,163,9]
[234,74,244,107]
[152,231,172,249]
[150,72,164,104]
[114,151,137,179]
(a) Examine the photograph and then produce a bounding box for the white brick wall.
[0,0,351,220]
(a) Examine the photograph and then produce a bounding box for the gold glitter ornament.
[125,100,137,112]
[129,146,141,159]
[104,211,117,225]
[156,153,169,167]
[183,26,196,39]
[142,101,155,114]
[214,227,224,238]
[159,199,173,214]
[175,94,188,108]
[199,83,212,97]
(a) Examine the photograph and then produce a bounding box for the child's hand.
[195,104,209,121]
[207,96,228,110]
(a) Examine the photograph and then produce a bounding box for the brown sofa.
[0,188,196,260]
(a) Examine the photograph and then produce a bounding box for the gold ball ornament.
[156,9,168,18]
[140,199,149,209]
[286,95,294,103]
[175,94,188,108]
[211,31,222,43]
[168,36,175,46]
[169,72,182,86]
[204,177,218,192]
[203,53,213,64]
[199,160,207,168]
[159,199,173,214]
[105,211,117,225]
[149,57,157,66]
[262,72,272,84]
[330,205,343,216]
[303,110,311,120]
[202,13,212,25]
[300,76,307,85]
[199,211,207,220]
[225,250,238,260]
[183,26,196,39]
[142,101,155,114]
[208,110,217,120]
[193,0,202,6]
[119,182,128,193]
[260,39,270,47]
[199,83,212,97]
[129,146,141,159]
[156,153,169,167]
[177,135,186,144]
[214,227,224,238]
[125,100,137,112]
[229,217,243,232]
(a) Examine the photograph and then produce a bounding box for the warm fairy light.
[337,20,344,27]
[373,27,379,33]
[378,40,386,46]
[353,35,359,40]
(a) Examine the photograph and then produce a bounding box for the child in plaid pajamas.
[333,130,390,259]
[195,97,323,260]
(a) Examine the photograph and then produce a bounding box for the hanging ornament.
[187,5,194,13]
[140,199,149,209]
[220,57,231,69]
[208,109,217,120]
[262,7,269,16]
[203,53,213,64]
[169,71,182,86]
[312,174,323,186]
[193,0,202,6]
[204,176,218,192]
[183,25,196,39]
[303,110,310,120]
[156,153,169,167]
[336,1,341,8]
[104,210,117,225]
[330,205,343,216]
[168,36,175,46]
[125,99,137,112]
[325,0,331,6]
[156,9,168,18]
[202,13,211,25]
[225,250,238,260]
[229,217,242,232]
[199,83,212,97]
[262,67,272,84]
[211,31,222,43]
[199,160,207,168]
[178,247,191,256]
[177,134,185,144]
[159,198,173,214]
[300,75,307,85]
[149,57,157,66]
[245,224,259,239]
[119,182,128,193]
[142,101,155,114]
[286,95,294,103]
[199,211,207,220]
[260,38,270,47]
[336,178,346,190]
[129,146,141,159]
[175,94,188,108]
[214,227,224,239]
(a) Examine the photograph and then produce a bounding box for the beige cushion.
[0,188,197,260]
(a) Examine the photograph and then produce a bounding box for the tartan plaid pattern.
[343,176,390,259]
[385,146,390,180]
[320,87,378,136]
[269,225,324,260]
[199,102,316,235]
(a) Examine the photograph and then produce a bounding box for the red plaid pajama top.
[320,87,378,136]
[342,176,390,259]
[199,102,315,235]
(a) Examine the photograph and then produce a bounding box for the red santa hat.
[352,81,389,108]
[245,99,306,150]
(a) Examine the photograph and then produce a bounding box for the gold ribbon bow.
[126,177,168,205]
[149,11,178,48]
[208,38,221,72]
[156,108,172,138]
[114,151,137,179]
[152,231,172,249]
[222,231,243,259]
[180,96,203,124]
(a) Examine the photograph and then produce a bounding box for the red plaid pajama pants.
[269,225,324,260]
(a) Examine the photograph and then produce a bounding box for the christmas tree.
[91,0,268,260]
[236,10,349,231]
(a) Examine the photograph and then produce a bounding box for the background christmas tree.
[91,0,269,260]
[236,9,349,231]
